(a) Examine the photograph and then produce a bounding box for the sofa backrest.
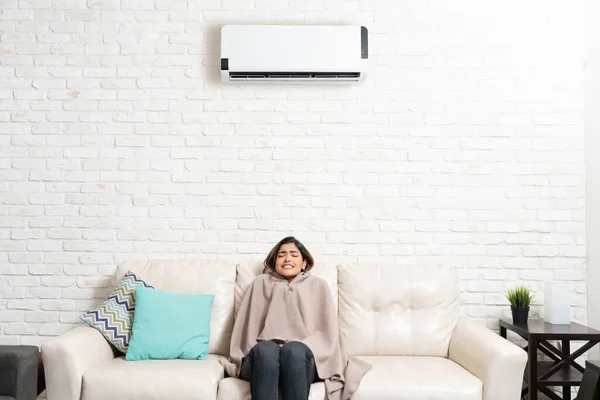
[337,263,459,357]
[115,259,236,356]
[114,259,459,359]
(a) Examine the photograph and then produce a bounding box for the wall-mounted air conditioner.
[220,25,368,84]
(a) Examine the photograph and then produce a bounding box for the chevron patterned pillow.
[80,271,154,354]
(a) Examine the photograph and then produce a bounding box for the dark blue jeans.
[239,340,318,400]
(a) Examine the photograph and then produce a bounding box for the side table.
[500,318,600,400]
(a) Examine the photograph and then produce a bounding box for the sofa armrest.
[449,317,527,400]
[41,325,116,400]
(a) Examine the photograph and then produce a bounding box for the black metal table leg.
[563,340,571,400]
[530,336,538,400]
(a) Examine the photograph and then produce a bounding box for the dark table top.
[500,318,600,340]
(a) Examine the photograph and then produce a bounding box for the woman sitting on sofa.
[221,236,371,400]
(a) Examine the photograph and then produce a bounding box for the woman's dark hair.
[263,236,315,273]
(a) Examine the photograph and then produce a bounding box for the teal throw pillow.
[125,286,215,361]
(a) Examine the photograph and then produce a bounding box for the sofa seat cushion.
[217,377,326,400]
[351,356,482,400]
[81,355,224,400]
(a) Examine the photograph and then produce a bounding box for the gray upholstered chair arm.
[0,345,39,400]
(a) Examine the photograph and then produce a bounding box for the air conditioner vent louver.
[229,72,361,81]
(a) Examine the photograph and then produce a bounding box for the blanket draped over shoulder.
[220,270,372,400]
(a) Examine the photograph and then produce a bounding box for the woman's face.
[274,243,307,281]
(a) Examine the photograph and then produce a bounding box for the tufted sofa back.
[337,263,459,357]
[115,259,459,358]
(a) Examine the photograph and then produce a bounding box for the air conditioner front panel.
[220,25,368,83]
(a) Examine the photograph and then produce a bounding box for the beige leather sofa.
[41,259,527,400]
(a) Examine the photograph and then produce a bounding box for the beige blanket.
[220,270,371,400]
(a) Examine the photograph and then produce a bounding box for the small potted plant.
[506,286,534,324]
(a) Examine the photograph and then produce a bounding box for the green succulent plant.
[506,286,534,309]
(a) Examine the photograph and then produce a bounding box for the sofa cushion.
[217,377,326,400]
[234,261,339,320]
[115,259,236,356]
[338,264,459,357]
[351,356,481,400]
[80,271,153,353]
[81,355,223,400]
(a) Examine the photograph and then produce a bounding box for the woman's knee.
[281,341,312,362]
[253,340,281,361]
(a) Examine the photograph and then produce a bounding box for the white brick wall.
[0,0,586,346]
